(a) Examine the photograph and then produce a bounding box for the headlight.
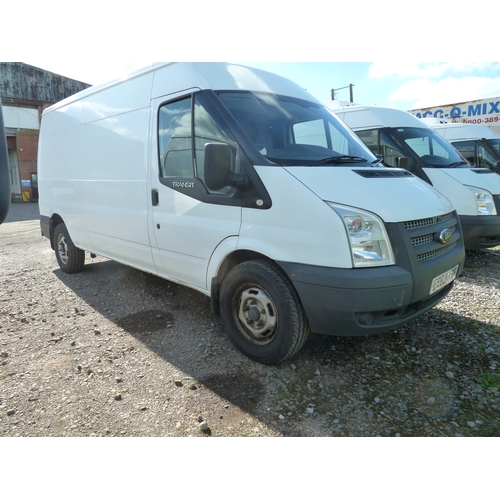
[465,186,497,215]
[327,203,395,268]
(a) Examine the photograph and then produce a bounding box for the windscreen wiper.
[309,155,368,166]
[448,161,468,167]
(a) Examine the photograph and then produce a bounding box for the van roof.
[44,62,318,114]
[325,103,426,131]
[425,121,500,141]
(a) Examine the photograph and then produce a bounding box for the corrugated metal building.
[0,62,90,202]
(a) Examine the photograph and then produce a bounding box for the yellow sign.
[22,191,31,202]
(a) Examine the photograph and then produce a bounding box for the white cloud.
[388,76,500,109]
[369,62,500,80]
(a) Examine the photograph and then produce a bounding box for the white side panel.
[38,98,89,246]
[434,168,500,195]
[239,167,353,268]
[83,104,155,273]
[43,70,158,273]
[149,188,241,292]
[422,168,485,215]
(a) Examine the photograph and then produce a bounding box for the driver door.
[148,91,242,292]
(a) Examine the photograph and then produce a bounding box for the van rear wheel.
[220,260,310,364]
[53,223,85,274]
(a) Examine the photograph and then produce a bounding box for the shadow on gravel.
[53,250,500,437]
[54,260,269,417]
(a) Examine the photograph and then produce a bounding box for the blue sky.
[5,1,499,113]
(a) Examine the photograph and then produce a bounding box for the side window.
[452,140,475,165]
[194,94,235,183]
[379,130,404,167]
[328,122,351,154]
[356,129,379,157]
[158,97,194,178]
[158,92,238,195]
[476,143,497,169]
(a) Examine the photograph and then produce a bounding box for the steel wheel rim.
[236,284,278,345]
[57,234,69,265]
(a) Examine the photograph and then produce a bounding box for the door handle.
[151,189,159,206]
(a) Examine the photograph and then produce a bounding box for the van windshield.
[216,91,376,166]
[388,127,469,168]
[486,138,500,157]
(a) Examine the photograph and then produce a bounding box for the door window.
[158,97,193,178]
[158,93,237,194]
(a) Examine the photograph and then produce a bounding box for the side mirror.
[204,143,244,191]
[397,157,414,173]
[495,161,500,175]
[0,104,11,224]
[397,156,433,185]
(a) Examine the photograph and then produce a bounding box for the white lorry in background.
[422,118,500,173]
[326,102,500,251]
[37,63,465,365]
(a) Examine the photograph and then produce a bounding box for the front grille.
[418,242,457,263]
[403,212,459,265]
[411,233,433,246]
[411,225,457,247]
[404,212,453,230]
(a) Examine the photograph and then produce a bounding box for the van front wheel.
[53,223,85,274]
[220,260,310,364]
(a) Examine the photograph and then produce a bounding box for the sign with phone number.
[461,116,499,125]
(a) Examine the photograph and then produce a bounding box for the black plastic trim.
[278,260,460,337]
[40,215,51,239]
[353,169,414,178]
[156,90,272,210]
[459,213,500,249]
[470,168,497,174]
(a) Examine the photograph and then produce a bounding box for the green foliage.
[475,372,500,389]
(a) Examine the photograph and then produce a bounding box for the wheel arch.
[48,213,65,250]
[210,249,278,317]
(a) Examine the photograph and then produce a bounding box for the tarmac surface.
[2,202,40,223]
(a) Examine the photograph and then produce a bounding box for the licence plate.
[429,265,459,295]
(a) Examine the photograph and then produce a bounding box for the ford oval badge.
[439,228,453,244]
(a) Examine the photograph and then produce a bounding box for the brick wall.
[16,129,39,201]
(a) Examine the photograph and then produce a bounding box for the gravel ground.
[1,202,500,437]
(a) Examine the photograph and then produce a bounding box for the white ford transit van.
[38,63,465,364]
[328,103,500,251]
[423,119,500,173]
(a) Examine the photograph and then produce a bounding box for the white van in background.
[38,63,465,364]
[327,102,500,251]
[422,119,500,173]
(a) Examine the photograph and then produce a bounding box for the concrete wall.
[0,62,90,102]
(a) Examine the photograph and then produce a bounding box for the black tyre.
[53,223,85,274]
[220,260,310,364]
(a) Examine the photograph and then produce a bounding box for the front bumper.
[278,261,460,336]
[459,214,500,250]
